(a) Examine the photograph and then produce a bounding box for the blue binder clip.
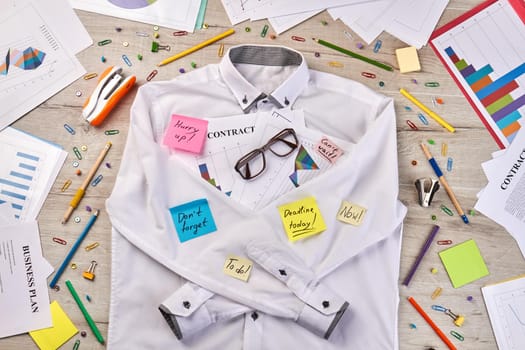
[415,177,440,207]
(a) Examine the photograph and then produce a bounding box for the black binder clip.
[415,177,440,207]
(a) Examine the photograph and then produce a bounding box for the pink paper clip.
[173,31,188,36]
[361,72,376,79]
[437,240,452,245]
[53,237,67,245]
[291,35,305,42]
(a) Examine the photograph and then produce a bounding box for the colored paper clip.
[91,174,103,186]
[450,330,464,341]
[418,113,429,125]
[291,35,305,42]
[425,82,440,87]
[260,24,269,37]
[122,54,132,67]
[105,129,120,135]
[431,304,447,312]
[64,123,75,135]
[173,30,188,36]
[82,66,136,126]
[431,287,442,300]
[441,143,448,156]
[361,72,376,78]
[53,237,67,245]
[84,72,98,80]
[61,179,72,192]
[440,204,454,216]
[146,69,158,82]
[328,61,343,67]
[415,177,440,207]
[85,242,100,251]
[97,39,112,46]
[406,120,418,130]
[373,40,382,53]
[437,240,452,245]
[447,157,453,171]
[73,339,80,350]
[73,146,82,160]
[218,43,224,57]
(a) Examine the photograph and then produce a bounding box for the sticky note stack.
[395,46,421,74]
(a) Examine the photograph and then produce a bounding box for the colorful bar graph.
[445,46,524,143]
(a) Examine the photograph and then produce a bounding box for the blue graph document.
[482,275,525,350]
[0,127,67,221]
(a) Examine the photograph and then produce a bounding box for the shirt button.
[279,269,287,276]
[322,301,330,308]
[251,312,259,321]
[183,301,191,309]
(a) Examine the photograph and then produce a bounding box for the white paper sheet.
[70,0,202,32]
[0,0,87,131]
[269,10,321,34]
[482,275,525,350]
[475,127,525,259]
[0,128,67,221]
[0,220,52,338]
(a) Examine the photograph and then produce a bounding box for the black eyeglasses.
[235,128,299,180]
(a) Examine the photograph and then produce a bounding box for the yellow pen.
[400,88,455,133]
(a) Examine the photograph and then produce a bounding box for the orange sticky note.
[278,196,326,241]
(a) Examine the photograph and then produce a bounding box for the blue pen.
[50,210,100,288]
[421,144,469,224]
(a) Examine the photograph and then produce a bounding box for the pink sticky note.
[163,114,208,153]
[315,137,344,164]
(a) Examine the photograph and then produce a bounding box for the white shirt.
[106,44,407,349]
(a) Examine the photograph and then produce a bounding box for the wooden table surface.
[3,1,524,349]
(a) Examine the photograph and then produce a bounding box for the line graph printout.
[482,275,525,350]
[0,2,85,131]
[430,0,525,149]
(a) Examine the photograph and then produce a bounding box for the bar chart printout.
[430,0,525,148]
[0,128,67,221]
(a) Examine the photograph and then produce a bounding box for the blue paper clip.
[91,174,103,186]
[418,113,429,125]
[373,40,382,53]
[122,54,132,67]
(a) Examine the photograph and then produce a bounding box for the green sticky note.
[439,239,489,288]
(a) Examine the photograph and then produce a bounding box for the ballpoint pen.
[421,143,469,224]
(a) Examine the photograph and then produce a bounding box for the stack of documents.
[475,127,525,260]
[221,0,449,48]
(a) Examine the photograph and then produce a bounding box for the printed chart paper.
[430,0,525,148]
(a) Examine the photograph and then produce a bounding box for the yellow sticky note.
[223,255,253,282]
[29,301,78,350]
[278,196,326,241]
[337,200,367,226]
[439,239,489,288]
[395,46,421,73]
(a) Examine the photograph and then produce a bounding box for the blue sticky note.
[169,199,217,243]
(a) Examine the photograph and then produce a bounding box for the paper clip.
[343,30,353,40]
[91,174,103,186]
[73,146,82,160]
[64,124,75,135]
[136,31,149,37]
[440,204,454,216]
[441,143,448,156]
[261,24,269,37]
[425,82,440,87]
[361,72,376,78]
[105,129,120,135]
[418,113,429,125]
[53,237,67,245]
[173,30,188,36]
[431,304,447,312]
[61,179,72,192]
[73,339,80,350]
[146,69,158,81]
[83,72,98,80]
[415,178,440,207]
[447,157,453,172]
[328,61,343,67]
[122,54,132,67]
[437,240,452,245]
[450,330,464,341]
[406,120,418,130]
[291,35,305,42]
[373,40,382,53]
[85,242,100,251]
[98,39,112,46]
[431,287,442,300]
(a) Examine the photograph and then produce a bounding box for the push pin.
[82,260,98,281]
[151,41,170,52]
[415,177,440,207]
[445,308,465,327]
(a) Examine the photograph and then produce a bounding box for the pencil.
[65,280,105,344]
[157,28,235,67]
[312,38,394,72]
[50,210,99,288]
[402,225,440,286]
[62,142,111,224]
[400,88,455,132]
[421,143,469,224]
[407,296,457,350]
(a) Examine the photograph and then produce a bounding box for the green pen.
[65,280,105,344]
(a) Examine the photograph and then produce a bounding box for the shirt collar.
[219,44,309,113]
